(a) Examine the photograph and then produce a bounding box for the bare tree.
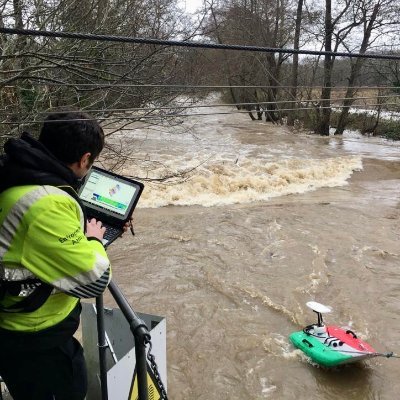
[317,0,334,136]
[308,0,400,135]
[335,0,400,135]
[0,0,190,141]
[201,0,296,122]
[287,0,304,126]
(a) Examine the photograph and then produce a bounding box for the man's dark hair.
[39,111,104,164]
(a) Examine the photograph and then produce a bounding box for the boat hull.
[289,325,376,367]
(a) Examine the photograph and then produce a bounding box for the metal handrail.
[96,280,151,400]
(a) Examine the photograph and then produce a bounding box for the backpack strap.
[0,279,53,313]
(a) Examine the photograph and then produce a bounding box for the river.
[104,101,400,400]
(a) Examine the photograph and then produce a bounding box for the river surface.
[103,101,400,400]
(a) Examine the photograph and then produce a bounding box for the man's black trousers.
[0,336,87,400]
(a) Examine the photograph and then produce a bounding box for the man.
[0,111,114,399]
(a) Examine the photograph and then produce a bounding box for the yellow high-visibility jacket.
[0,184,111,332]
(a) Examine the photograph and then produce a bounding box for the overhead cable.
[1,28,400,61]
[2,82,398,90]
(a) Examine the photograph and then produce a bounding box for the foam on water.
[134,155,363,208]
[238,286,299,324]
[260,377,277,397]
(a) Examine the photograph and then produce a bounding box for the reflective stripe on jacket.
[0,184,111,332]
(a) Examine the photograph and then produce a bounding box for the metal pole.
[134,330,149,400]
[96,295,109,400]
[108,280,150,400]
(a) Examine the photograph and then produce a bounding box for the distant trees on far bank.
[184,0,400,139]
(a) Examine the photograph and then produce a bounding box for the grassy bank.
[298,109,400,140]
[330,111,400,140]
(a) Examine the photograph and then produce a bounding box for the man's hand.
[122,218,134,235]
[86,218,106,240]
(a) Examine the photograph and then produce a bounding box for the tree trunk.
[318,0,333,136]
[287,0,303,127]
[248,111,256,120]
[209,4,240,108]
[335,3,380,135]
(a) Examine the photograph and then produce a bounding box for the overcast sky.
[180,0,203,13]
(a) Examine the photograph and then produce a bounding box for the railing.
[95,280,167,400]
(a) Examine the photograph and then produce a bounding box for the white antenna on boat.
[306,301,332,327]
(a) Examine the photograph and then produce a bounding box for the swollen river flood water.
[104,101,400,400]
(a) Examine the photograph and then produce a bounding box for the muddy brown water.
[102,106,399,400]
